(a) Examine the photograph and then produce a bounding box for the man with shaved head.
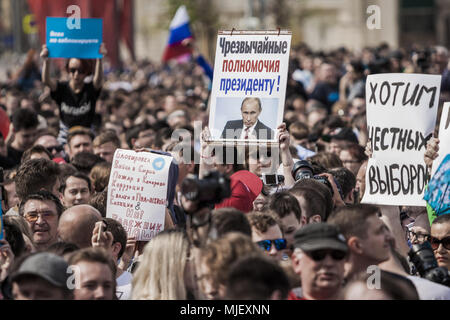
[34,134,65,159]
[58,204,102,248]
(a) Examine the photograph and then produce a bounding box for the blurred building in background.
[1,0,450,66]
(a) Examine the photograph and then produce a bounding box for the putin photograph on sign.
[220,97,275,140]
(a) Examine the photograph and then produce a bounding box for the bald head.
[58,205,102,248]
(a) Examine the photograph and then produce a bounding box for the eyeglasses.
[24,212,57,223]
[256,239,287,252]
[430,236,450,251]
[69,68,85,74]
[407,230,430,243]
[306,249,347,261]
[46,145,63,153]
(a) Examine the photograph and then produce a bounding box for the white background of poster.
[431,102,450,176]
[106,149,172,241]
[208,30,291,142]
[362,73,441,206]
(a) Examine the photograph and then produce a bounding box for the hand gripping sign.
[106,149,172,241]
[362,73,441,206]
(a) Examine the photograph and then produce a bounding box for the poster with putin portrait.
[208,30,291,143]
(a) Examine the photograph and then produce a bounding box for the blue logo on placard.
[152,157,165,171]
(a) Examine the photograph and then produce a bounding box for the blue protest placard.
[46,17,103,59]
[424,154,450,216]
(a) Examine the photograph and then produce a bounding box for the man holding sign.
[41,17,106,144]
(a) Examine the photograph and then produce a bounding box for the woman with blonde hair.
[131,229,191,300]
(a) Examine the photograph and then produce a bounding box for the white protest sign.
[431,102,450,176]
[362,73,441,206]
[106,149,172,241]
[208,30,291,142]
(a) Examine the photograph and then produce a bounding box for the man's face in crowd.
[197,261,225,300]
[293,248,345,299]
[431,222,450,270]
[35,135,64,158]
[12,277,66,300]
[355,161,367,201]
[22,199,59,249]
[339,149,361,176]
[134,129,154,148]
[94,142,117,163]
[241,99,261,128]
[72,261,115,300]
[61,176,91,207]
[327,139,344,155]
[252,224,285,261]
[4,181,19,210]
[15,127,38,151]
[69,134,93,158]
[358,215,391,264]
[280,212,301,252]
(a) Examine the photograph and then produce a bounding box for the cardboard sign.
[362,73,441,206]
[46,17,102,59]
[208,30,291,142]
[431,102,450,176]
[106,149,172,241]
[424,154,450,216]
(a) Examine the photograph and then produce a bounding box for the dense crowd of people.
[0,39,449,300]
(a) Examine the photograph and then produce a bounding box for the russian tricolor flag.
[162,6,193,62]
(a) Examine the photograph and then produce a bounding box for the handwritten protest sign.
[46,17,102,59]
[431,102,450,176]
[362,73,441,206]
[424,154,450,216]
[106,149,172,241]
[208,30,291,142]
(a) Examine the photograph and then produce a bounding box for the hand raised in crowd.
[99,42,108,56]
[118,236,136,272]
[365,139,373,158]
[0,239,15,282]
[277,122,290,152]
[39,44,49,59]
[91,220,114,250]
[424,137,439,167]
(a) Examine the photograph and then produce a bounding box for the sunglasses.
[46,145,63,153]
[430,236,450,251]
[69,68,85,74]
[306,249,347,261]
[24,212,57,223]
[256,239,287,252]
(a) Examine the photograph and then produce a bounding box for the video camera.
[181,171,231,210]
[408,242,450,287]
[291,160,336,197]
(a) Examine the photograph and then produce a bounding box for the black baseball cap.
[293,222,348,252]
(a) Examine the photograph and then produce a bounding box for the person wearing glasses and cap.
[290,222,348,300]
[40,43,107,144]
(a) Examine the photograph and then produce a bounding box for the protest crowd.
[0,30,450,301]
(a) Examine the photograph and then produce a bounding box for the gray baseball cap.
[293,222,348,253]
[11,252,69,287]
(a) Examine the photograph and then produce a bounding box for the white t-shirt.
[116,271,133,300]
[407,275,450,300]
